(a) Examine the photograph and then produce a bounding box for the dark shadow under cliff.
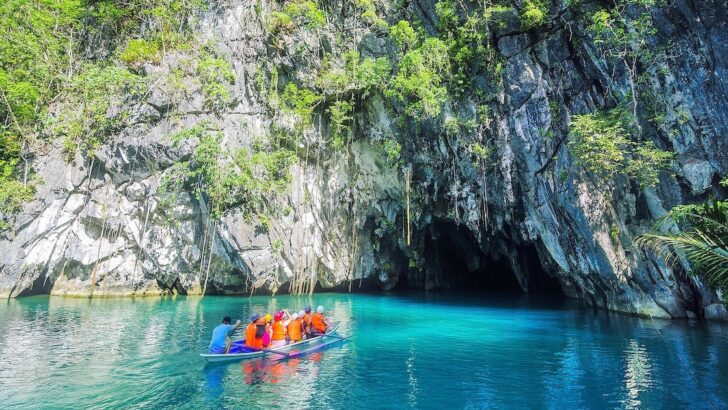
[396,220,564,298]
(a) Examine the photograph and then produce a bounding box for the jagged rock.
[0,0,726,321]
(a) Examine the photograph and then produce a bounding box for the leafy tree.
[568,108,673,187]
[387,36,450,118]
[521,0,547,29]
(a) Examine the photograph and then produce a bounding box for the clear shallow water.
[1,292,727,409]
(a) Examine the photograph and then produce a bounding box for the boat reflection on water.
[239,351,327,385]
[242,357,303,384]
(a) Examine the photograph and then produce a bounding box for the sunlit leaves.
[568,108,673,187]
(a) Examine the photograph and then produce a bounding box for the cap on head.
[304,305,311,313]
[298,310,305,317]
[249,314,260,323]
[274,311,284,321]
[317,306,324,314]
[264,313,272,323]
[291,313,299,320]
[223,316,232,324]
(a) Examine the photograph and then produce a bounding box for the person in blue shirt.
[209,316,242,354]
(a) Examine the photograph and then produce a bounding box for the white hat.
[298,310,305,317]
[291,313,299,320]
[317,305,324,313]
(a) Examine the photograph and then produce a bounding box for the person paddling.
[310,306,330,335]
[287,313,303,343]
[209,316,242,354]
[245,314,264,349]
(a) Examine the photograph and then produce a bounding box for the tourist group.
[208,305,331,354]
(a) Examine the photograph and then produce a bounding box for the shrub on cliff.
[637,198,728,292]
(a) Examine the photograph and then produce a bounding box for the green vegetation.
[387,37,450,118]
[636,199,728,291]
[54,65,146,156]
[119,38,162,67]
[435,0,504,95]
[267,0,325,34]
[0,0,83,226]
[355,0,388,29]
[196,56,236,110]
[0,0,207,229]
[383,139,402,165]
[166,122,295,219]
[280,83,322,132]
[316,51,390,97]
[568,108,673,187]
[327,100,353,149]
[521,0,548,29]
[583,0,665,124]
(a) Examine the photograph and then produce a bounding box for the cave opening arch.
[399,219,564,297]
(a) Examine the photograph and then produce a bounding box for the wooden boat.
[200,321,343,363]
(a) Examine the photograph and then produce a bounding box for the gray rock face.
[1,0,726,320]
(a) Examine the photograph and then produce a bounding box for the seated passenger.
[297,310,308,339]
[270,311,288,347]
[286,313,303,343]
[302,306,313,337]
[209,316,241,354]
[262,314,273,347]
[245,314,264,349]
[310,306,330,335]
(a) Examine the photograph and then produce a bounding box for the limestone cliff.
[1,0,726,320]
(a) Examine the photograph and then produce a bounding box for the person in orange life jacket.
[286,313,304,343]
[244,314,264,349]
[209,316,242,354]
[310,305,330,335]
[301,305,313,338]
[270,310,290,348]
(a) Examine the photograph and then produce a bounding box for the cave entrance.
[415,220,563,296]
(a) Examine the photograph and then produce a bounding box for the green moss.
[389,20,419,53]
[0,177,35,230]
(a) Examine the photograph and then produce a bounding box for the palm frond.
[635,201,728,290]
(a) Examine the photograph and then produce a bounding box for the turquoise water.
[1,292,727,409]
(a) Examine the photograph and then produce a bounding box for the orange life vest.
[272,320,286,341]
[302,313,312,326]
[311,313,326,333]
[287,319,302,341]
[245,323,263,349]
